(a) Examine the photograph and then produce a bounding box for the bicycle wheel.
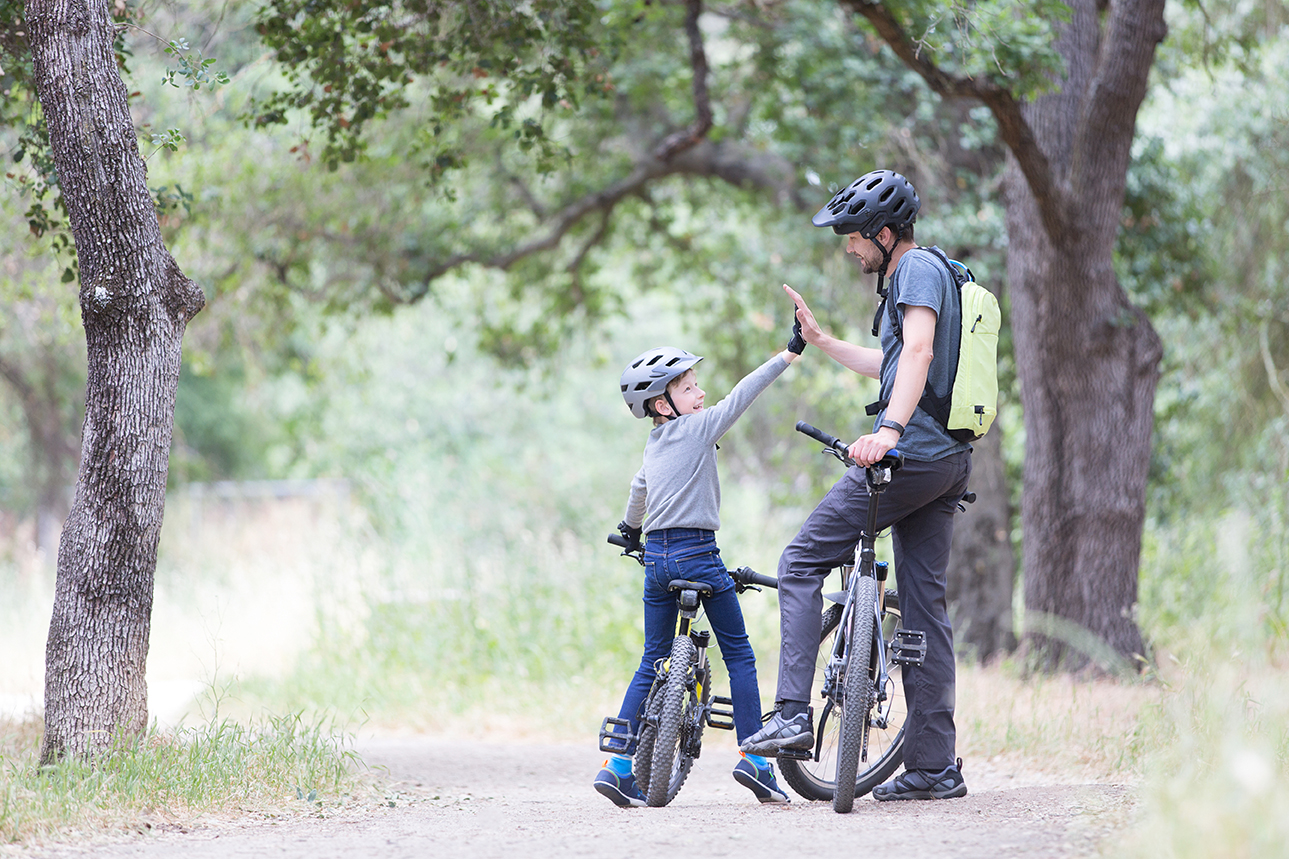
[647,634,697,806]
[632,681,661,794]
[833,576,876,813]
[779,592,907,804]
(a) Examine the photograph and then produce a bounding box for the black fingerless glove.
[787,315,807,354]
[618,520,643,552]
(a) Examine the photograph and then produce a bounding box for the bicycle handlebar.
[729,566,779,591]
[795,420,847,453]
[607,533,778,592]
[795,421,904,473]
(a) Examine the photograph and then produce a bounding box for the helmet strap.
[662,391,682,421]
[869,232,896,337]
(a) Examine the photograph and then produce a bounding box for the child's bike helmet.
[811,169,920,238]
[620,347,703,419]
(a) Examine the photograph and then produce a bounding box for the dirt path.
[31,735,1136,859]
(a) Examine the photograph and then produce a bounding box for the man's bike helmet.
[620,347,703,419]
[811,169,920,238]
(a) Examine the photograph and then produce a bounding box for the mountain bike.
[598,526,778,807]
[774,422,930,813]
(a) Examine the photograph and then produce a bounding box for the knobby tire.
[633,684,660,795]
[647,635,697,807]
[833,575,877,813]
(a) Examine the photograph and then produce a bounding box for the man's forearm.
[816,333,882,379]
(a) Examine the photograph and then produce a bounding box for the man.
[742,169,973,800]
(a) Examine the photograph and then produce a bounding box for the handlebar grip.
[607,534,630,548]
[795,421,844,451]
[730,566,779,590]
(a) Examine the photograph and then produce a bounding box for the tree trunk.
[947,426,1017,660]
[26,0,205,762]
[1003,0,1166,670]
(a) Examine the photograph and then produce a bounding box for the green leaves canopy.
[250,0,613,172]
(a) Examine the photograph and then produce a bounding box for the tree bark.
[25,0,205,762]
[1003,0,1166,669]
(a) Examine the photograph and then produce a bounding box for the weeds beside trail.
[0,712,365,850]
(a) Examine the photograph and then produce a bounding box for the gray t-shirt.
[624,354,789,534]
[876,247,972,462]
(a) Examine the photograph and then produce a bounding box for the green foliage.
[881,0,1070,96]
[1116,136,1211,316]
[161,38,230,90]
[249,0,614,173]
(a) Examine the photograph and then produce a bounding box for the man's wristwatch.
[878,418,906,437]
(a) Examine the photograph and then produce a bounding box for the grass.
[0,709,367,851]
[956,661,1160,783]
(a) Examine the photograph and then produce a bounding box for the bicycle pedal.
[706,695,735,730]
[598,716,635,754]
[775,747,813,761]
[891,628,928,666]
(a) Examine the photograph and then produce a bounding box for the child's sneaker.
[594,762,646,808]
[732,753,790,803]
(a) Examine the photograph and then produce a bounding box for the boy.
[594,315,805,807]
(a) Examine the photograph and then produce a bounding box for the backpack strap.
[865,247,966,424]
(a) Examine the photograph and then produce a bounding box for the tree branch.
[653,0,714,161]
[393,137,802,300]
[838,0,1071,239]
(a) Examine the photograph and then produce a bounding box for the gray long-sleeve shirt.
[623,354,789,534]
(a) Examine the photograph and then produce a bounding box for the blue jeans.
[613,528,763,749]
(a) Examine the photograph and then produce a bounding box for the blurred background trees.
[2,0,1287,702]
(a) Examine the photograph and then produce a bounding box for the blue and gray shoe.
[594,763,646,808]
[732,753,790,803]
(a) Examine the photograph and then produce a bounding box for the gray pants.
[776,450,971,771]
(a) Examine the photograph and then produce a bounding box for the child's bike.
[598,526,778,807]
[773,422,931,813]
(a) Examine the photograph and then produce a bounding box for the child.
[594,314,806,807]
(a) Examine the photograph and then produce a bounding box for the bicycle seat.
[668,579,714,596]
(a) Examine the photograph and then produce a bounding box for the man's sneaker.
[872,758,968,801]
[732,755,790,803]
[593,765,646,808]
[739,711,813,754]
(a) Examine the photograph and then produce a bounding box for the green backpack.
[869,247,1000,442]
